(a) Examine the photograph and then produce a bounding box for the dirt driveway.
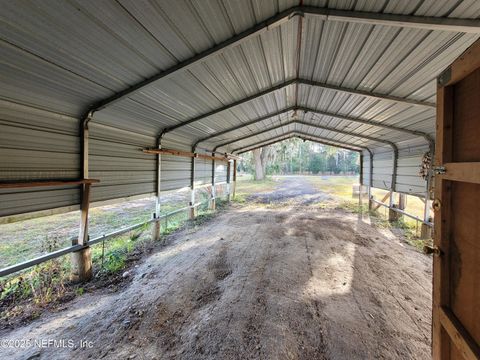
[0,177,432,359]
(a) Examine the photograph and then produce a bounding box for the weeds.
[0,257,74,327]
[0,191,233,327]
[367,209,432,252]
[337,201,369,214]
[0,224,154,326]
[232,195,246,204]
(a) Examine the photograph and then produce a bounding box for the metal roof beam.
[235,132,366,154]
[298,106,435,152]
[296,135,364,153]
[162,80,296,139]
[165,79,435,141]
[305,6,480,33]
[213,119,396,152]
[195,106,432,150]
[193,106,296,150]
[235,133,295,154]
[298,79,435,108]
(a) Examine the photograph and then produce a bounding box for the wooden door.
[434,39,480,360]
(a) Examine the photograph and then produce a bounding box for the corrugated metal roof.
[1,1,478,146]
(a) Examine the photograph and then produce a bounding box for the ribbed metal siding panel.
[99,19,298,139]
[395,138,428,196]
[371,150,393,190]
[0,100,80,217]
[361,151,371,186]
[160,136,194,191]
[88,123,156,202]
[215,162,227,184]
[0,37,109,117]
[161,155,191,192]
[194,155,212,187]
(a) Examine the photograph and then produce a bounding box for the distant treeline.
[240,138,360,178]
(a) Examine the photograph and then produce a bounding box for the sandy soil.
[0,177,432,359]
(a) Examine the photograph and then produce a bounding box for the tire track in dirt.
[180,219,270,359]
[336,220,430,357]
[218,220,275,359]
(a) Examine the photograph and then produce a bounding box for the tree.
[253,147,271,180]
[246,138,359,177]
[309,153,324,174]
[327,154,338,174]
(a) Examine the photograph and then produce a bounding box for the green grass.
[305,175,360,201]
[336,201,369,213]
[234,178,277,199]
[370,188,429,228]
[0,190,225,324]
[0,192,201,269]
[303,175,432,251]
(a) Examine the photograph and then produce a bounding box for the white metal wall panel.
[0,100,80,217]
[160,136,193,191]
[361,151,371,186]
[371,151,393,190]
[160,155,191,192]
[194,156,212,187]
[395,138,429,196]
[215,162,227,184]
[88,123,157,202]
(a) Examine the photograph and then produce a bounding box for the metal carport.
[1,1,480,279]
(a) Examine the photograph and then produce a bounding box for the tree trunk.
[253,147,270,180]
[253,148,265,180]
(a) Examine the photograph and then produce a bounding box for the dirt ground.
[0,177,432,359]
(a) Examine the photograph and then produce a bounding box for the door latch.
[424,245,442,257]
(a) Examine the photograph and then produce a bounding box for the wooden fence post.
[210,154,216,210]
[232,159,237,200]
[189,154,197,219]
[71,123,93,282]
[226,160,231,202]
[152,145,162,241]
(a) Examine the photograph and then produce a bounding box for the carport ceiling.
[2,0,480,152]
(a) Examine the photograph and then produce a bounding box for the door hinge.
[433,166,446,175]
